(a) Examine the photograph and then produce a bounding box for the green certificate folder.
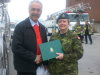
[39,40,63,61]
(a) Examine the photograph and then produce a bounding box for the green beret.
[57,13,69,23]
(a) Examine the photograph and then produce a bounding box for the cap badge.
[62,14,65,18]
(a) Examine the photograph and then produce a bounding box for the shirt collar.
[29,18,39,27]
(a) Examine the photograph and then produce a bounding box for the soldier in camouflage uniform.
[74,21,84,43]
[84,21,93,44]
[48,13,84,75]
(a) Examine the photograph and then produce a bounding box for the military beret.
[57,13,69,23]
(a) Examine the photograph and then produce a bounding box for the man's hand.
[35,55,42,64]
[56,53,64,60]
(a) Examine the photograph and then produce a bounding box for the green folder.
[39,40,63,61]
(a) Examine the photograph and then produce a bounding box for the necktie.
[33,24,42,55]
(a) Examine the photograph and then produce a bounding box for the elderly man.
[12,1,48,75]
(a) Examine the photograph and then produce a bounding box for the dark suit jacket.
[12,18,48,72]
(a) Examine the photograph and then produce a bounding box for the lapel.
[24,18,37,44]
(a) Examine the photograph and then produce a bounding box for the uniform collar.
[58,30,70,36]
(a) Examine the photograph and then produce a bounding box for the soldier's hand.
[56,53,64,60]
[35,55,42,64]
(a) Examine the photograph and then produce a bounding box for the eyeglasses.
[31,8,41,12]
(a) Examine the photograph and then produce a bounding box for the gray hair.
[29,0,43,9]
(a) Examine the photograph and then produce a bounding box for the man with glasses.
[12,0,48,75]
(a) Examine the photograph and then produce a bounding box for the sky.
[8,0,66,22]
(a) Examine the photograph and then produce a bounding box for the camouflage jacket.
[74,25,85,35]
[48,30,84,75]
[84,24,93,34]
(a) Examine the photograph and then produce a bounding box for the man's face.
[58,19,69,30]
[29,2,42,22]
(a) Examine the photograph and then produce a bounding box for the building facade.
[66,0,100,22]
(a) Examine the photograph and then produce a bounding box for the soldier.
[84,21,93,44]
[48,13,84,75]
[74,21,84,43]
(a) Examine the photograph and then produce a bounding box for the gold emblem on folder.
[50,48,54,52]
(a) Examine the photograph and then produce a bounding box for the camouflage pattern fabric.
[74,25,84,35]
[84,24,93,35]
[48,30,84,75]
